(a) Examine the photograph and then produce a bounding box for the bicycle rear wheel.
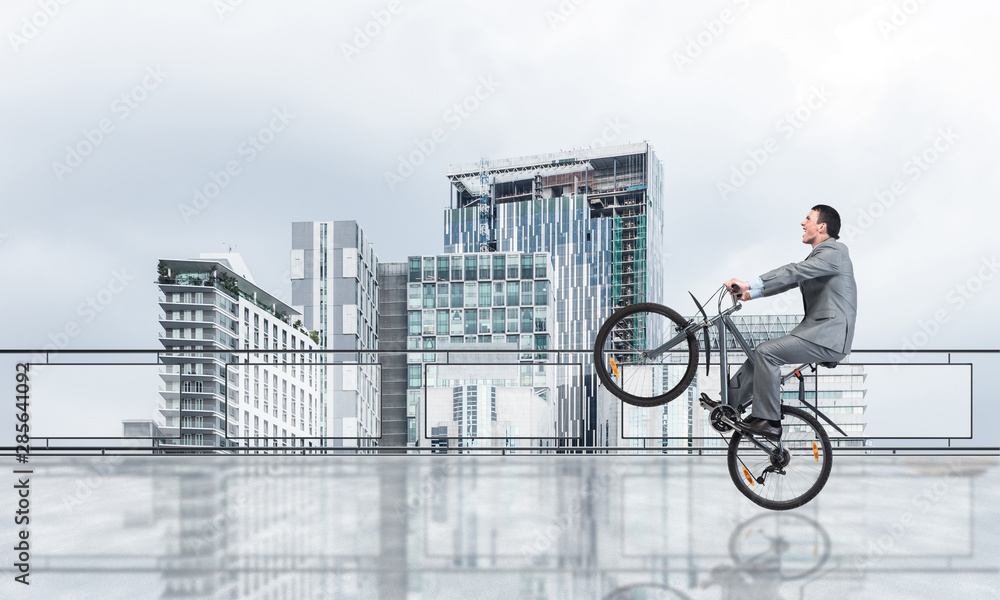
[593,303,698,407]
[728,405,832,510]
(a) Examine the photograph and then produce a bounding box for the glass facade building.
[404,252,556,449]
[443,143,665,445]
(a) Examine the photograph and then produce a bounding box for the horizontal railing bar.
[0,348,997,355]
[2,446,996,454]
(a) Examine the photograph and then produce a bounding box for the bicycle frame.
[647,292,844,438]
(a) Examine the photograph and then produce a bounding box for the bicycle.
[593,286,847,510]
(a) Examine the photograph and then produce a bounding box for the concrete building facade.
[291,221,380,447]
[156,254,319,453]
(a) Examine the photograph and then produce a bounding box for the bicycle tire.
[593,303,698,407]
[727,405,832,511]
[728,512,831,579]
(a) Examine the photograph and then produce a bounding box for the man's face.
[801,210,826,245]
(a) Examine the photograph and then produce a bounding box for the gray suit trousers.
[728,335,846,421]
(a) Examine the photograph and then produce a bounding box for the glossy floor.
[1,454,996,599]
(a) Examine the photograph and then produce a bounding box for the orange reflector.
[610,356,619,378]
[812,441,819,461]
[743,467,754,486]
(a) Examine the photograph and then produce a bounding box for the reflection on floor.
[1,454,997,599]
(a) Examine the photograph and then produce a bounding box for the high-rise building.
[403,252,557,449]
[155,254,319,453]
[291,221,380,447]
[443,143,665,445]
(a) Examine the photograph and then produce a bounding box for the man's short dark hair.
[812,204,841,239]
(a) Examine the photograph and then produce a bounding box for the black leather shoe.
[699,393,721,410]
[741,416,781,440]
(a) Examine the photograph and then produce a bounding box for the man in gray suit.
[705,205,858,439]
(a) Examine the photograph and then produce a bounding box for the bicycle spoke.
[594,303,697,406]
[728,405,832,510]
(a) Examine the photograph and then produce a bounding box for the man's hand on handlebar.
[725,278,752,302]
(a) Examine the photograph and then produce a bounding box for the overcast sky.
[1,0,997,359]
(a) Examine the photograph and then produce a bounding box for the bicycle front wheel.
[727,405,832,511]
[593,303,698,407]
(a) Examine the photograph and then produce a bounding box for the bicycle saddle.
[818,362,838,369]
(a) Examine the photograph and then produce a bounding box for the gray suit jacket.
[759,238,858,354]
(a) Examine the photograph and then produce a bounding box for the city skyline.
[1,1,997,361]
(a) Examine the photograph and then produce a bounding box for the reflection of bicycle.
[704,512,833,600]
[729,513,831,580]
[594,287,845,510]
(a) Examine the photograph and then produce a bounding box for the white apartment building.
[157,254,320,453]
[291,221,380,448]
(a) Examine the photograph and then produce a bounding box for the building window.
[506,255,518,279]
[493,255,505,280]
[437,257,449,281]
[520,281,533,305]
[479,256,491,280]
[521,255,533,279]
[535,254,547,279]
[423,284,435,308]
[535,281,549,306]
[534,307,547,332]
[408,257,420,282]
[436,283,449,308]
[493,282,504,306]
[465,256,477,280]
[464,282,477,307]
[506,282,519,306]
[451,256,463,281]
[408,311,420,335]
[520,307,533,334]
[479,282,491,307]
[408,365,422,388]
[493,308,505,333]
[408,283,421,309]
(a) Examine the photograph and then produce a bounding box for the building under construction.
[443,142,665,445]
